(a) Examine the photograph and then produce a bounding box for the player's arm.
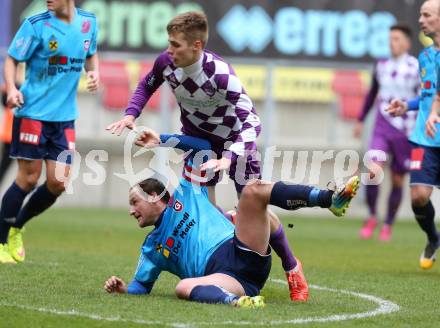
[426,94,440,138]
[84,54,99,93]
[135,128,212,153]
[106,53,167,136]
[105,250,160,295]
[5,18,40,109]
[386,96,420,116]
[354,69,379,137]
[3,56,23,108]
[103,276,155,295]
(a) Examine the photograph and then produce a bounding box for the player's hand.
[86,70,100,93]
[200,157,231,173]
[386,99,407,117]
[6,87,24,108]
[353,121,363,138]
[134,129,161,148]
[104,276,127,294]
[106,115,136,136]
[426,112,440,138]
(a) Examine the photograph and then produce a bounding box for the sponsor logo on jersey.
[166,237,175,248]
[82,20,91,33]
[84,39,90,52]
[173,200,183,212]
[421,68,426,78]
[49,36,58,51]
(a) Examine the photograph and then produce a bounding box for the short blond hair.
[167,11,209,46]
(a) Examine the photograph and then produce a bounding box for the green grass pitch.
[1,208,440,328]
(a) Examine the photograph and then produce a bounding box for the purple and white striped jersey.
[359,54,420,137]
[126,50,261,157]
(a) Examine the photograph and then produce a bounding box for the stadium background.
[0,0,438,218]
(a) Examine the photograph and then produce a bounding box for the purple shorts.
[367,129,411,174]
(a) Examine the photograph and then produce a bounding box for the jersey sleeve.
[125,53,167,118]
[127,278,155,295]
[8,19,40,62]
[133,250,161,288]
[87,17,98,57]
[215,66,261,157]
[358,66,379,122]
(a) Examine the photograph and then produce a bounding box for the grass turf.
[1,208,440,328]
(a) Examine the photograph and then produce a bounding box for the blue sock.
[189,285,239,304]
[12,183,58,229]
[0,182,30,244]
[270,181,333,210]
[412,201,439,245]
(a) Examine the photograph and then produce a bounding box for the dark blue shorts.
[409,142,440,188]
[204,235,271,296]
[10,117,75,165]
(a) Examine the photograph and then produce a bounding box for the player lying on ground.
[105,11,304,301]
[103,131,360,307]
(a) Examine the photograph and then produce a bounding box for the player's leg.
[409,144,440,269]
[232,153,306,300]
[379,135,411,241]
[0,143,13,185]
[8,121,74,262]
[175,273,245,303]
[379,171,404,241]
[360,133,388,239]
[11,160,69,232]
[0,159,42,263]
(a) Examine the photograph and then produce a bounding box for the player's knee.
[241,180,265,203]
[46,179,66,195]
[411,188,430,207]
[17,172,40,191]
[411,194,429,207]
[175,280,193,300]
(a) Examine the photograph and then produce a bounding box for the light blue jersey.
[410,46,440,146]
[134,164,235,287]
[8,8,98,122]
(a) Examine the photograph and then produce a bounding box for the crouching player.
[103,131,359,307]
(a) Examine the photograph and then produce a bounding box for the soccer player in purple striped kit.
[354,24,419,241]
[106,11,308,301]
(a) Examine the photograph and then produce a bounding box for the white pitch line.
[0,279,399,327]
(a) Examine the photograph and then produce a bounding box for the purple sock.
[366,185,379,217]
[385,186,403,225]
[270,224,297,271]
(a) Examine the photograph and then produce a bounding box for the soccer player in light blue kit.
[103,129,360,307]
[387,0,440,270]
[0,0,99,264]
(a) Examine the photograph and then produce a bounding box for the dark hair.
[135,178,170,204]
[390,24,412,39]
[166,11,209,45]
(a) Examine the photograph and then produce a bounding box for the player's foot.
[0,244,16,264]
[419,241,439,270]
[234,295,265,308]
[329,176,360,217]
[8,227,25,263]
[359,216,378,239]
[378,224,392,241]
[286,260,309,302]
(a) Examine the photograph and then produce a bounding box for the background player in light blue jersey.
[103,130,360,307]
[0,0,99,264]
[387,0,440,270]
